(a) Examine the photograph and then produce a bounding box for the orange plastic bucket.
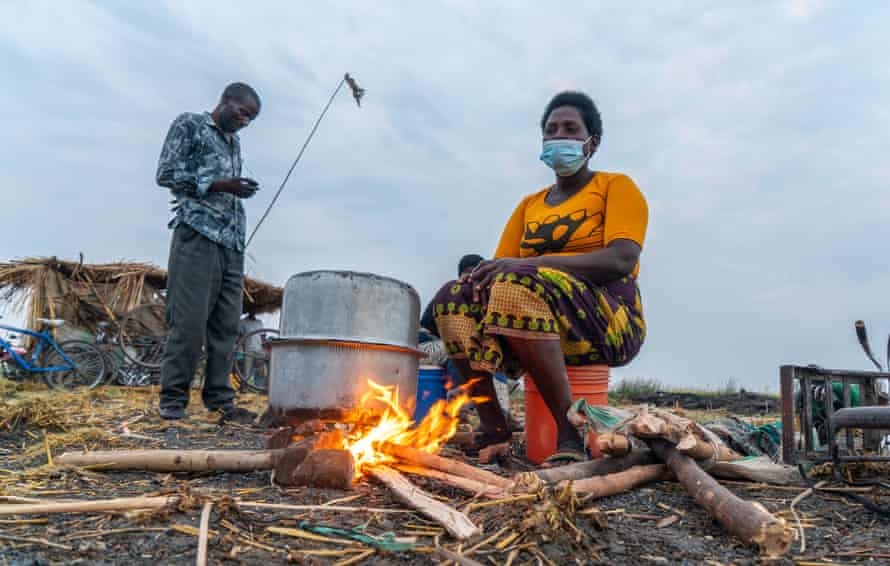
[524,365,609,464]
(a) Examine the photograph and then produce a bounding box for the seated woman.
[431,91,648,466]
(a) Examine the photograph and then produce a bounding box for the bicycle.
[117,303,167,371]
[115,302,274,395]
[92,321,157,387]
[0,317,106,391]
[233,327,278,393]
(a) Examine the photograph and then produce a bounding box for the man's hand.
[209,177,259,198]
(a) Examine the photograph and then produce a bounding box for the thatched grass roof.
[0,257,281,336]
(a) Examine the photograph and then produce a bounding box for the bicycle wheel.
[41,340,107,391]
[119,303,167,369]
[234,328,277,393]
[116,362,158,387]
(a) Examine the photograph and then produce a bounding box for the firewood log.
[288,449,355,490]
[675,433,743,461]
[627,408,667,437]
[560,464,672,496]
[647,439,792,557]
[271,440,317,483]
[265,427,296,450]
[56,449,281,472]
[394,464,507,498]
[532,450,658,484]
[597,432,632,457]
[369,466,479,539]
[381,443,513,490]
[628,408,743,462]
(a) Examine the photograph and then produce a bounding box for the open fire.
[292,378,482,478]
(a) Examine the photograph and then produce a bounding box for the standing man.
[155,82,261,422]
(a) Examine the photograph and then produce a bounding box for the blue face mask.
[540,138,591,176]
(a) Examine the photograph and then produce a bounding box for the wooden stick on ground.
[0,532,73,551]
[789,482,824,554]
[196,501,213,566]
[368,466,479,539]
[0,496,177,516]
[435,546,486,566]
[560,464,672,496]
[394,464,508,499]
[0,496,69,504]
[56,449,282,472]
[236,501,414,514]
[533,450,659,484]
[647,439,792,557]
[381,443,513,490]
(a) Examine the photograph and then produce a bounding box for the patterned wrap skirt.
[431,265,645,377]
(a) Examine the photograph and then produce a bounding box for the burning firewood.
[368,466,479,539]
[478,441,512,465]
[647,439,792,557]
[381,443,513,491]
[266,426,298,450]
[394,464,508,499]
[272,439,318,484]
[288,449,355,490]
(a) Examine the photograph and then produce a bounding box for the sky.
[2,0,889,392]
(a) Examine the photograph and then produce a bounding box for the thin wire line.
[246,77,347,248]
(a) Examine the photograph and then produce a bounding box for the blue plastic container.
[415,366,448,423]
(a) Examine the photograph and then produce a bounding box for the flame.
[341,379,471,476]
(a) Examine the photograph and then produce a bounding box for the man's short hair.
[458,254,485,275]
[222,82,261,111]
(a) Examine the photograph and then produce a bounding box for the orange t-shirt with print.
[493,171,648,278]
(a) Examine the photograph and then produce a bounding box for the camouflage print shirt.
[156,112,246,252]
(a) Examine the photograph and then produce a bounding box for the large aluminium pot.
[268,270,423,421]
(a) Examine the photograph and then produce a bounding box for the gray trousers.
[160,224,243,410]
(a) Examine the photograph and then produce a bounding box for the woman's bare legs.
[504,336,583,450]
[451,358,509,443]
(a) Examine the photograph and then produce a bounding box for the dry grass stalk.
[236,501,412,514]
[0,257,282,344]
[0,532,73,551]
[196,501,213,566]
[0,495,177,516]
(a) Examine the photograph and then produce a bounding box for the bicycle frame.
[0,322,75,373]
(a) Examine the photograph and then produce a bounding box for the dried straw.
[0,257,281,345]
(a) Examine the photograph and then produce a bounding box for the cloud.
[787,0,829,19]
[2,0,889,391]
